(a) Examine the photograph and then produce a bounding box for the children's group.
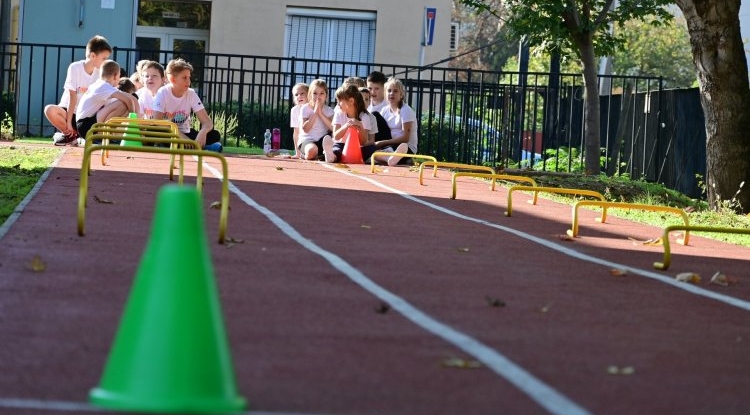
[45,35,420,160]
[44,34,223,152]
[291,71,418,166]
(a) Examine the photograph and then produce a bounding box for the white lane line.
[203,161,594,415]
[0,397,338,415]
[323,164,750,312]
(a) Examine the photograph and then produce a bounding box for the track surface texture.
[1,143,749,415]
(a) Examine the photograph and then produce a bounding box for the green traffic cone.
[121,112,142,147]
[89,185,246,413]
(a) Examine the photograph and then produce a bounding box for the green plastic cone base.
[89,185,246,413]
[121,112,143,146]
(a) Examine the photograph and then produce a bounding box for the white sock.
[322,135,335,163]
[388,143,409,166]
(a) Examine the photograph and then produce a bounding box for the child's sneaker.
[388,143,409,166]
[53,132,77,146]
[322,135,335,163]
[203,142,223,153]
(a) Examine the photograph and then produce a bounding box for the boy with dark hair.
[44,35,113,145]
[366,70,388,113]
[75,60,140,141]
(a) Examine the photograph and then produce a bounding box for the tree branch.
[594,0,616,27]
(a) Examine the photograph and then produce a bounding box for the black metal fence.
[0,41,706,197]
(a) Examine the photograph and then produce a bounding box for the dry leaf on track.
[93,195,114,204]
[27,255,46,272]
[442,357,482,369]
[675,272,701,284]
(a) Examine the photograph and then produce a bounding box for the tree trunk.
[577,35,602,175]
[675,0,750,212]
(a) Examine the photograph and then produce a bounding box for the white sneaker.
[52,132,65,144]
[388,143,409,166]
[322,135,335,163]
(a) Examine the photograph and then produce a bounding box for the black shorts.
[75,115,97,140]
[186,129,221,145]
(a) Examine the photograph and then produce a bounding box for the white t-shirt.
[152,84,206,133]
[136,87,158,119]
[368,99,388,114]
[290,104,304,128]
[333,111,372,143]
[59,60,100,109]
[298,104,334,143]
[75,79,117,119]
[379,103,418,153]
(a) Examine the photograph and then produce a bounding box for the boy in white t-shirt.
[74,60,140,140]
[151,58,222,152]
[366,71,388,114]
[45,35,112,145]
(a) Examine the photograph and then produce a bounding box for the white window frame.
[284,7,376,82]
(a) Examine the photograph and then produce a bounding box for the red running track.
[0,144,749,415]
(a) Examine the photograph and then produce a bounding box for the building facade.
[4,0,453,67]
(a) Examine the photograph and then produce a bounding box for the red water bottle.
[272,128,281,150]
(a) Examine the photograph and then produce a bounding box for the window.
[284,8,376,81]
[450,22,460,52]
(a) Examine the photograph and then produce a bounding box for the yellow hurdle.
[85,119,186,181]
[653,225,750,270]
[505,185,604,217]
[78,135,230,243]
[370,151,437,173]
[451,172,537,200]
[418,161,495,186]
[568,200,691,245]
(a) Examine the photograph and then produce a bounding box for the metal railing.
[1,41,705,196]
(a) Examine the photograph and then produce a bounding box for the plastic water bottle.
[263,129,272,154]
[272,128,281,151]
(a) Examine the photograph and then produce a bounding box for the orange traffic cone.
[89,185,246,413]
[340,126,363,164]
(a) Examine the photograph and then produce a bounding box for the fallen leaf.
[607,365,635,375]
[28,255,46,272]
[360,224,371,229]
[539,304,552,313]
[558,234,574,241]
[709,272,738,286]
[442,357,482,369]
[610,268,628,277]
[93,195,114,204]
[275,166,284,170]
[209,201,222,209]
[642,237,663,246]
[457,247,470,252]
[225,237,244,244]
[675,272,701,284]
[374,302,390,314]
[710,272,729,286]
[485,296,506,307]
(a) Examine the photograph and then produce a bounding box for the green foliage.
[696,174,746,214]
[0,146,61,223]
[533,146,606,173]
[419,115,462,162]
[612,16,695,88]
[204,101,289,148]
[192,110,239,140]
[1,112,14,140]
